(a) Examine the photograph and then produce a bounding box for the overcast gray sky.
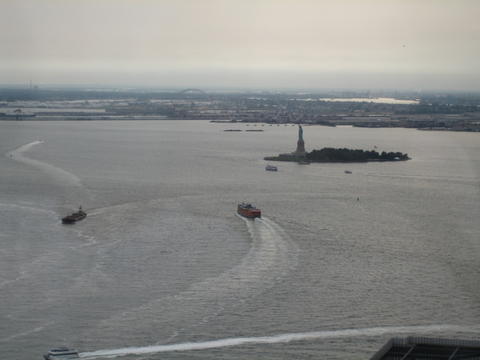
[1,0,479,90]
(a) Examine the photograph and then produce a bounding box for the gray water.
[0,120,479,359]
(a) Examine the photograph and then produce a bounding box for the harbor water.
[0,120,479,359]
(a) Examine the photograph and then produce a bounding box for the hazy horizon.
[2,0,479,91]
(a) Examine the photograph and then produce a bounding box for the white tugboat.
[43,347,79,360]
[265,164,278,171]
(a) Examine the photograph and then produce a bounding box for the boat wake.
[79,324,480,358]
[0,202,57,216]
[6,141,83,187]
[0,321,55,343]
[89,215,298,343]
[5,140,94,225]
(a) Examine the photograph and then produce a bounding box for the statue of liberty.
[294,124,306,155]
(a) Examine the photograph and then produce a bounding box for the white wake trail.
[92,215,298,339]
[6,141,83,187]
[0,321,55,343]
[80,324,480,358]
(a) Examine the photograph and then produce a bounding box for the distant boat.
[43,347,79,360]
[298,160,310,165]
[265,164,278,171]
[224,129,242,132]
[245,129,264,132]
[62,207,86,224]
[237,203,261,219]
[344,170,352,174]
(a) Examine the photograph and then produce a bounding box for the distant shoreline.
[0,115,478,132]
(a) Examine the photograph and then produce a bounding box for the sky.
[1,0,479,91]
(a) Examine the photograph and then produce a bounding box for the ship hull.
[237,204,261,219]
[61,212,86,224]
[43,347,79,360]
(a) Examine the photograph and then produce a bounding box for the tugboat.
[265,164,278,171]
[43,347,79,360]
[237,203,261,219]
[61,207,87,224]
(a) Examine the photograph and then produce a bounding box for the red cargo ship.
[237,203,261,219]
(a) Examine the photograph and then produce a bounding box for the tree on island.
[306,148,409,162]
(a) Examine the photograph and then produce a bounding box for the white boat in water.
[43,347,79,360]
[265,164,278,171]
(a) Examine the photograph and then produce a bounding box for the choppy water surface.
[0,120,479,359]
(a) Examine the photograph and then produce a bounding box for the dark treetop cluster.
[306,148,410,162]
[264,148,410,163]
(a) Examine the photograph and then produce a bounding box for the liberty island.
[264,125,410,163]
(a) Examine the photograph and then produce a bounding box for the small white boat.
[265,164,278,171]
[43,347,79,360]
